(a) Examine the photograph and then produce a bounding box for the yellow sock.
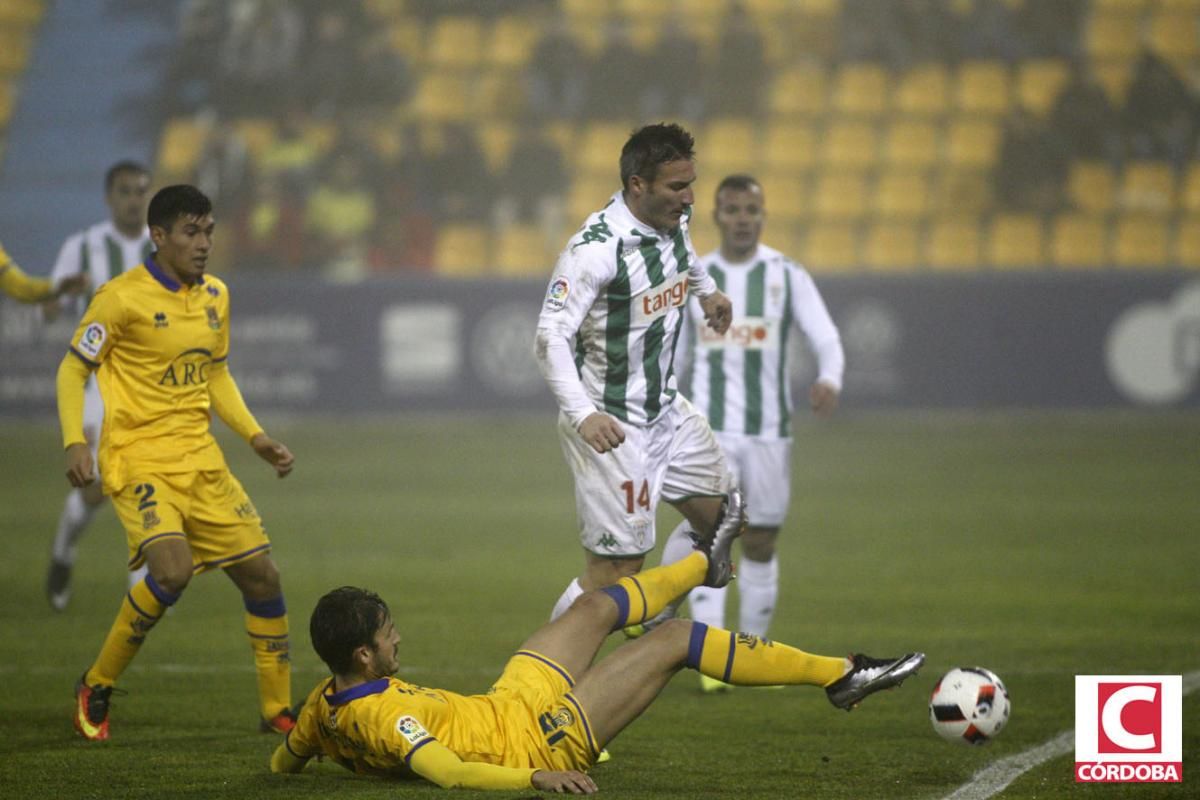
[87,577,173,687]
[601,552,707,629]
[686,623,847,687]
[244,595,291,719]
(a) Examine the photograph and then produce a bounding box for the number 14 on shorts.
[621,480,650,514]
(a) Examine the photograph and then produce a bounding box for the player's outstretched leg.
[824,653,927,711]
[688,488,745,588]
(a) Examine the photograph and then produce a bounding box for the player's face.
[629,158,695,232]
[106,171,151,235]
[366,616,402,678]
[151,213,214,286]
[714,184,765,259]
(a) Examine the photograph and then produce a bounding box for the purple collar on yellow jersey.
[325,677,389,707]
[144,254,205,292]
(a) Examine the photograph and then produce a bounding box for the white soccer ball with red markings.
[929,667,1010,745]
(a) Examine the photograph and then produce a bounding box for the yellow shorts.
[488,650,599,772]
[110,469,270,573]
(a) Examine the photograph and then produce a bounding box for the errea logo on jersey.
[1075,675,1182,783]
[633,272,688,325]
[699,317,780,351]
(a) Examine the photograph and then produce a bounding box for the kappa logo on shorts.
[395,715,430,745]
[78,322,107,359]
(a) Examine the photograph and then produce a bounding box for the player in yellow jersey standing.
[271,491,924,792]
[57,184,296,741]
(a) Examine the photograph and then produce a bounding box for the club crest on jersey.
[78,322,106,359]
[206,284,219,297]
[544,276,571,311]
[205,306,221,330]
[632,271,688,325]
[395,715,430,745]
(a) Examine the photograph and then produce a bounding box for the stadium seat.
[985,214,1045,269]
[1066,161,1117,214]
[234,118,278,160]
[863,221,921,271]
[487,15,542,68]
[932,168,993,215]
[703,119,759,174]
[761,177,809,221]
[427,16,484,68]
[568,176,614,223]
[475,72,524,118]
[388,19,425,62]
[812,170,869,220]
[801,223,859,271]
[832,63,889,117]
[954,60,1011,116]
[762,122,817,174]
[1016,59,1070,118]
[1085,12,1140,61]
[0,28,31,75]
[476,121,516,173]
[1148,11,1200,61]
[411,73,471,122]
[1119,161,1175,213]
[578,122,632,177]
[1113,215,1170,268]
[894,64,950,117]
[873,170,930,220]
[0,78,13,129]
[678,0,733,19]
[434,224,491,277]
[768,64,828,117]
[1049,213,1109,269]
[496,225,549,277]
[881,120,940,169]
[946,119,1001,169]
[156,117,208,180]
[1181,162,1200,214]
[761,222,804,263]
[1091,0,1149,10]
[1174,216,1200,268]
[819,119,879,170]
[0,0,44,25]
[1092,58,1136,106]
[925,218,982,270]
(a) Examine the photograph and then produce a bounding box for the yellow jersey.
[66,258,233,491]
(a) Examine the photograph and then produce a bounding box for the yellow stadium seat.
[578,122,631,177]
[1119,161,1175,213]
[690,221,720,257]
[762,122,817,174]
[933,169,993,215]
[434,224,491,277]
[156,117,208,179]
[832,63,889,116]
[801,223,859,271]
[411,73,471,122]
[677,0,733,19]
[1016,59,1070,117]
[1092,58,1136,106]
[1149,11,1200,60]
[0,29,31,75]
[1066,161,1117,214]
[1159,0,1200,9]
[1181,162,1200,214]
[946,119,1001,169]
[881,120,940,169]
[768,65,827,117]
[475,72,524,118]
[863,221,921,271]
[496,225,549,276]
[476,122,515,173]
[619,0,673,21]
[812,171,869,220]
[797,0,842,14]
[820,120,878,169]
[760,222,804,259]
[703,119,758,174]
[1092,0,1150,9]
[0,0,44,25]
[427,16,484,68]
[955,60,1011,116]
[925,218,982,270]
[985,214,1045,269]
[1086,12,1140,61]
[0,79,14,128]
[1049,214,1109,269]
[233,118,277,159]
[487,15,542,68]
[1174,216,1200,268]
[894,64,950,116]
[1113,215,1170,267]
[568,176,614,222]
[388,20,425,62]
[761,178,809,221]
[873,170,930,220]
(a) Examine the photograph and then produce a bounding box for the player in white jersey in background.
[43,161,154,611]
[535,123,737,623]
[668,174,844,691]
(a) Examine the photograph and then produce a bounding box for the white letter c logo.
[1102,685,1157,750]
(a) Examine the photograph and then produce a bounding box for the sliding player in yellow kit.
[57,184,297,740]
[272,490,925,793]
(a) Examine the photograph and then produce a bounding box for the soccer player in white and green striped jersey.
[535,123,737,622]
[668,175,844,691]
[42,161,154,611]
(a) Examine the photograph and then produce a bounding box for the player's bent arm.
[208,361,264,442]
[269,742,311,774]
[0,260,55,303]
[408,740,538,791]
[57,353,93,448]
[534,329,599,430]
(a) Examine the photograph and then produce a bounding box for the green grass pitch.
[2,412,1197,799]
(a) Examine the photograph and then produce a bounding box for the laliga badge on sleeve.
[395,714,431,745]
[78,322,107,359]
[544,276,570,312]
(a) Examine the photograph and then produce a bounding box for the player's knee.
[646,617,694,652]
[150,564,192,595]
[572,588,617,619]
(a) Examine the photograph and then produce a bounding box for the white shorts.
[714,432,792,528]
[83,375,104,461]
[557,395,732,557]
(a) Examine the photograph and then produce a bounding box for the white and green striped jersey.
[680,244,843,440]
[536,192,718,428]
[48,220,152,317]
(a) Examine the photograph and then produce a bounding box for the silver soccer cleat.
[690,488,746,588]
[825,652,926,711]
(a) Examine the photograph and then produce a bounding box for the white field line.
[939,669,1200,800]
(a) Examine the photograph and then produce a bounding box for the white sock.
[550,577,584,621]
[737,556,779,638]
[129,563,149,589]
[51,490,95,564]
[688,584,728,628]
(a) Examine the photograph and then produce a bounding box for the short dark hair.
[147,184,212,231]
[105,160,149,192]
[619,123,696,190]
[310,586,391,675]
[715,174,761,203]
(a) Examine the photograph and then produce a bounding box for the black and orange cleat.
[260,706,298,734]
[74,673,117,741]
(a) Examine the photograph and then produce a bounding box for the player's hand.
[251,433,295,478]
[700,290,732,335]
[531,769,598,794]
[810,380,840,419]
[578,412,625,454]
[54,273,89,298]
[65,442,96,488]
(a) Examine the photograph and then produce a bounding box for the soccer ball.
[929,667,1010,745]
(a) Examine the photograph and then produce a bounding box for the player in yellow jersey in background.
[272,490,925,793]
[57,184,297,741]
[0,240,87,302]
